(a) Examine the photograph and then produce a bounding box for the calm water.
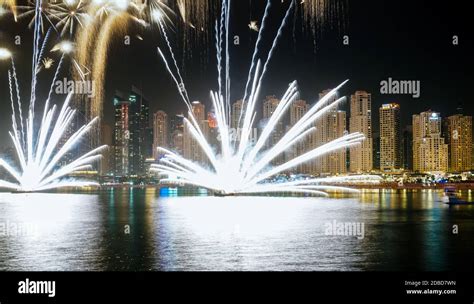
[0,188,473,271]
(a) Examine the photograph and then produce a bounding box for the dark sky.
[0,0,472,145]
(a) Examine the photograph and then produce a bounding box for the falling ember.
[297,0,347,40]
[90,12,130,126]
[152,0,380,196]
[248,20,258,32]
[42,56,54,68]
[176,0,216,59]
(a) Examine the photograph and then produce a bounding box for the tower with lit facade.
[313,90,347,175]
[412,111,448,173]
[379,103,401,172]
[153,110,169,160]
[444,114,472,172]
[113,91,130,177]
[349,91,373,173]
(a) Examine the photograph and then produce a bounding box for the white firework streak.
[0,0,106,192]
[152,0,381,195]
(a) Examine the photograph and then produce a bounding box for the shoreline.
[348,183,474,190]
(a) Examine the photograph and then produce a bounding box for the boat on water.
[214,191,236,197]
[442,187,474,205]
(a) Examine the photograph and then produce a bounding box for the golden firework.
[0,0,17,21]
[298,0,346,37]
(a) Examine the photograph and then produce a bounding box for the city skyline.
[106,85,473,177]
[0,0,472,147]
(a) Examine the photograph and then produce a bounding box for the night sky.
[0,0,472,146]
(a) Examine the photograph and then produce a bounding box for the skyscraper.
[288,100,309,173]
[171,130,184,155]
[379,103,401,172]
[184,101,208,164]
[128,86,150,176]
[401,125,413,171]
[207,112,219,148]
[290,99,308,126]
[313,90,347,175]
[100,123,113,175]
[349,91,373,173]
[170,114,185,155]
[113,91,130,177]
[231,100,243,130]
[444,114,472,172]
[263,96,284,165]
[153,110,169,160]
[373,131,380,171]
[412,111,448,173]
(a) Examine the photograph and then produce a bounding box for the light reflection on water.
[0,189,473,271]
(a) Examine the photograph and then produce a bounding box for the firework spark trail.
[30,0,44,113]
[224,0,231,123]
[9,58,25,148]
[242,0,271,104]
[235,0,295,161]
[241,85,348,178]
[151,0,378,196]
[91,12,129,122]
[157,17,191,107]
[0,89,107,191]
[46,53,65,102]
[37,28,52,69]
[216,0,225,100]
[256,0,295,91]
[0,0,106,192]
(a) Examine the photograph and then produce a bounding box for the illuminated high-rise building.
[312,90,347,175]
[263,96,284,165]
[170,114,185,155]
[231,100,243,130]
[402,125,413,171]
[412,111,448,173]
[288,100,309,173]
[100,123,113,175]
[128,86,150,176]
[113,91,130,177]
[444,114,472,172]
[171,129,184,155]
[207,112,219,148]
[349,91,373,173]
[184,101,208,164]
[153,111,169,160]
[379,103,401,172]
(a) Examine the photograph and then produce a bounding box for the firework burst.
[0,2,106,192]
[50,0,90,36]
[152,0,380,196]
[15,1,49,33]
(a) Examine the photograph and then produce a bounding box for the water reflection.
[0,189,473,271]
